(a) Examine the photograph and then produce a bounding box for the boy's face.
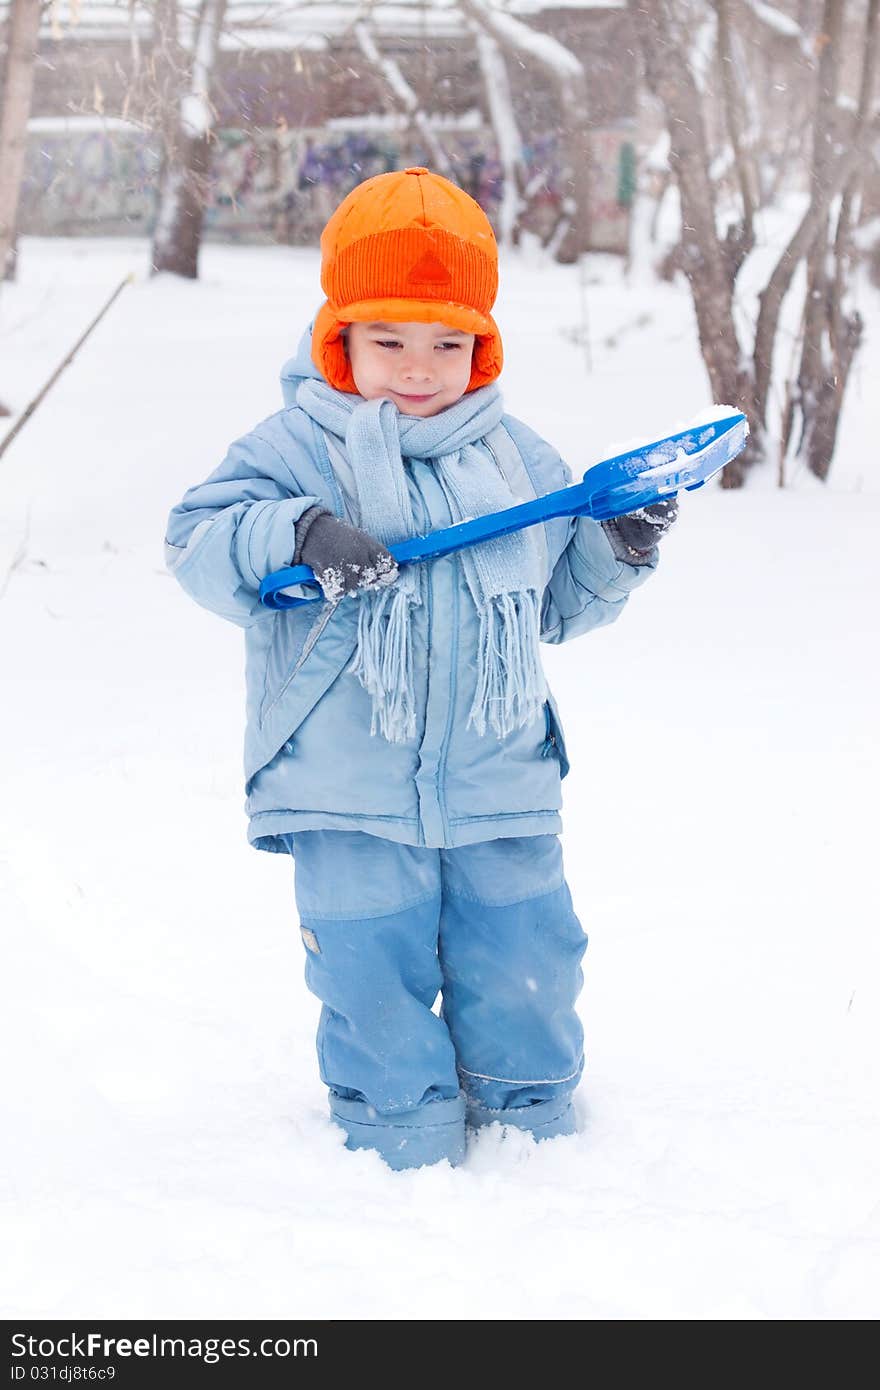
[346,320,476,417]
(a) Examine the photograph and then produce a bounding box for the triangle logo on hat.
[407,251,452,285]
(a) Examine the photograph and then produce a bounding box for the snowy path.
[1,238,878,1319]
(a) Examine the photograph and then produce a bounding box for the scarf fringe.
[297,380,547,744]
[350,582,421,743]
[469,589,545,739]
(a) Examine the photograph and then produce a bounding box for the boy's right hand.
[294,506,398,601]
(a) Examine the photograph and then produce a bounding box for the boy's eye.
[372,338,462,351]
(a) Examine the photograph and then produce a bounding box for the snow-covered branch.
[745,0,802,40]
[459,0,591,260]
[459,0,584,80]
[352,19,452,175]
[473,27,523,247]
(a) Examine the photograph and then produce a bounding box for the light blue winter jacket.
[165,329,657,852]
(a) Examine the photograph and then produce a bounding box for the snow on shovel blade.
[577,412,748,519]
[259,412,748,610]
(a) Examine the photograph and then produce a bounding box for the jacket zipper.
[541,701,558,759]
[414,459,458,846]
[435,569,459,843]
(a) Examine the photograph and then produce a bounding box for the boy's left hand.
[601,497,678,563]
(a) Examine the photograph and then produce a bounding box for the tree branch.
[459,0,591,261]
[352,19,453,177]
[753,49,874,425]
[714,0,756,240]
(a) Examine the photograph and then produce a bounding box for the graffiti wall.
[20,123,633,254]
[19,125,160,234]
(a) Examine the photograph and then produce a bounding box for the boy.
[165,168,676,1170]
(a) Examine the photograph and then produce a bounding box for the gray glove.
[294,505,398,601]
[601,497,678,565]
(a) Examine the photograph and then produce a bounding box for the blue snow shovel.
[259,412,748,610]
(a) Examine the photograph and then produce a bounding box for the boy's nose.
[400,356,433,382]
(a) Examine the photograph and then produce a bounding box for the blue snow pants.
[286,830,589,1170]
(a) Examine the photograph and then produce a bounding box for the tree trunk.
[0,0,42,283]
[151,131,214,279]
[714,0,756,248]
[794,0,844,455]
[795,0,878,480]
[803,309,863,480]
[150,0,226,279]
[553,74,593,265]
[630,0,759,485]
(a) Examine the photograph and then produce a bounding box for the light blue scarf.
[297,379,545,743]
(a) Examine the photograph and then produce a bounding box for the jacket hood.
[280,322,325,408]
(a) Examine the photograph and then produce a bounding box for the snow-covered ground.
[1,231,878,1320]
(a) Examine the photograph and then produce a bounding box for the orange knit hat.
[311,166,503,394]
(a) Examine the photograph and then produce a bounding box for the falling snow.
[1,233,878,1320]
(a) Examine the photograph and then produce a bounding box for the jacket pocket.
[541,693,570,779]
[245,600,360,790]
[260,601,336,724]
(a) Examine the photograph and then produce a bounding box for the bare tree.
[632,0,758,481]
[631,0,880,485]
[784,0,879,479]
[0,0,42,285]
[150,0,227,278]
[0,0,42,414]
